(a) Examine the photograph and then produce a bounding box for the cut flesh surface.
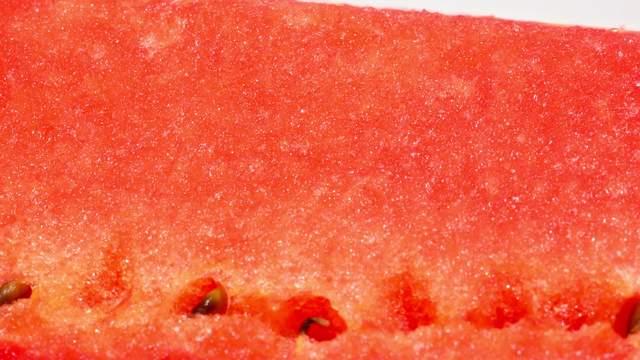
[1,0,640,358]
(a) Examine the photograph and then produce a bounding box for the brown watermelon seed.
[629,302,640,335]
[192,286,228,315]
[0,281,32,306]
[300,317,330,334]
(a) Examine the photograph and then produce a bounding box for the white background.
[311,0,640,30]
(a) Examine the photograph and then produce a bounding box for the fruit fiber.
[1,0,640,358]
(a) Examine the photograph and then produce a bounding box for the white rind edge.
[306,0,640,31]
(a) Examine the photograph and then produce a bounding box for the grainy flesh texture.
[1,0,640,358]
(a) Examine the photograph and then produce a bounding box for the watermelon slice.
[1,0,640,358]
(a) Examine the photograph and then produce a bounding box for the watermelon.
[1,0,640,358]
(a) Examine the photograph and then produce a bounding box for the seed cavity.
[192,286,229,315]
[0,281,32,306]
[387,272,436,331]
[466,273,529,329]
[175,277,230,316]
[614,295,640,338]
[277,295,347,342]
[629,304,640,335]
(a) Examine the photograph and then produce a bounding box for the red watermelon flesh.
[1,0,640,358]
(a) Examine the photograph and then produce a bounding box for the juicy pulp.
[1,0,640,358]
